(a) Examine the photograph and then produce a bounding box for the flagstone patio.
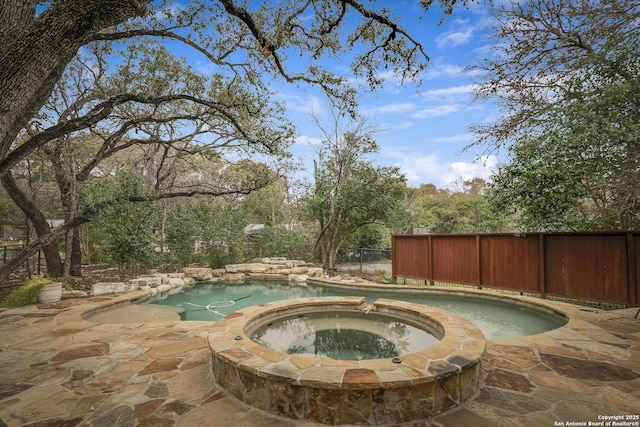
[0,290,638,426]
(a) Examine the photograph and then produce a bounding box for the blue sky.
[274,2,502,189]
[181,1,503,189]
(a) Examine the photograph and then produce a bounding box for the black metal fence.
[0,244,43,279]
[335,247,391,264]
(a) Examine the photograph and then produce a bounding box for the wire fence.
[333,248,392,276]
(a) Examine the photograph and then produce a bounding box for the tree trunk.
[53,146,82,277]
[70,228,82,276]
[1,172,64,277]
[328,250,335,271]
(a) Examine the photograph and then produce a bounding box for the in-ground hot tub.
[249,309,440,360]
[208,296,487,425]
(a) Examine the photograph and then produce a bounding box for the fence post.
[391,237,396,281]
[626,233,637,306]
[538,234,546,299]
[428,235,434,286]
[476,234,482,289]
[359,248,363,273]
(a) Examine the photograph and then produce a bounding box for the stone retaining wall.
[184,257,324,283]
[84,258,326,298]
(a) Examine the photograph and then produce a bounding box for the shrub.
[3,277,52,307]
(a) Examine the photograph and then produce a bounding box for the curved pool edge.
[79,290,187,323]
[80,277,570,338]
[208,296,486,425]
[307,277,570,327]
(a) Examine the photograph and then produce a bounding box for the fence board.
[432,235,476,285]
[480,235,540,293]
[392,235,429,280]
[545,234,628,304]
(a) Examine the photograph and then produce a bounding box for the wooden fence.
[392,232,640,306]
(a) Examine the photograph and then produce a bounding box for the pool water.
[250,311,440,360]
[147,280,567,339]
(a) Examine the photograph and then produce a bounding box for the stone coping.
[80,290,156,319]
[208,296,487,425]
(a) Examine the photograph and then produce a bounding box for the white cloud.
[375,70,403,85]
[394,121,415,130]
[409,104,461,119]
[424,63,465,80]
[193,60,218,76]
[292,95,325,115]
[366,103,416,115]
[386,151,497,187]
[294,134,323,148]
[275,90,326,116]
[422,85,475,98]
[431,133,473,144]
[436,28,474,49]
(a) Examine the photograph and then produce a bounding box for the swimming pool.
[147,279,567,339]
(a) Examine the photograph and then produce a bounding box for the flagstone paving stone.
[0,293,638,426]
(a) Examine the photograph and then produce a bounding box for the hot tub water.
[250,310,440,360]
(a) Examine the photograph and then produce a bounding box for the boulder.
[225,263,269,273]
[260,258,315,269]
[91,282,128,296]
[62,289,88,298]
[128,278,149,288]
[292,260,313,267]
[307,268,324,277]
[261,257,288,264]
[139,276,162,286]
[156,284,172,293]
[150,273,168,284]
[183,267,213,281]
[224,273,245,281]
[288,274,309,283]
[167,277,185,287]
[168,285,184,295]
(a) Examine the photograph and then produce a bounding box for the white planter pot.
[38,282,63,303]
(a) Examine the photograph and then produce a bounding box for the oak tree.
[471,0,640,231]
[0,0,472,279]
